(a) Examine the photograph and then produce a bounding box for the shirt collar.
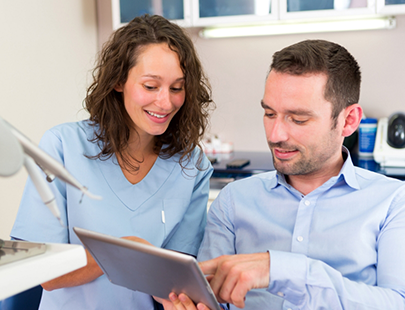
[338,146,360,190]
[275,146,360,191]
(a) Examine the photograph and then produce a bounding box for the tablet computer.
[73,227,220,310]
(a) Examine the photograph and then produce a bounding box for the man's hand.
[199,252,270,308]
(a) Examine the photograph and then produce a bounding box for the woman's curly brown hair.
[84,14,213,171]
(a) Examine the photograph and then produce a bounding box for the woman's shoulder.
[40,120,99,151]
[158,146,213,182]
[46,120,95,138]
[164,146,210,168]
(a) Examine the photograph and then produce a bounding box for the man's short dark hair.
[270,40,361,125]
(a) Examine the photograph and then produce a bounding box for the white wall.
[1,2,405,239]
[0,1,98,239]
[190,16,405,151]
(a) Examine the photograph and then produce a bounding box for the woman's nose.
[156,88,172,111]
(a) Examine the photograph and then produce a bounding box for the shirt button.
[297,236,304,242]
[304,200,310,206]
[277,291,285,297]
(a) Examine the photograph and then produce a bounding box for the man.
[163,39,405,310]
[163,40,405,310]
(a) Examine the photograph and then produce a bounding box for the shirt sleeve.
[197,186,236,261]
[268,189,405,310]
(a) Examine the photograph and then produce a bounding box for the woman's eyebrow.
[141,74,185,82]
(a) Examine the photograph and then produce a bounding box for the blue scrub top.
[11,120,213,310]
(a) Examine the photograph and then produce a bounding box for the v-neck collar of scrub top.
[96,153,177,211]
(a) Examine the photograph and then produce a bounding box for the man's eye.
[264,112,275,118]
[293,119,307,125]
[286,115,307,124]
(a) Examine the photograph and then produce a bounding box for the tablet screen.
[74,227,221,310]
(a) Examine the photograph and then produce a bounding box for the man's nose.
[267,118,288,143]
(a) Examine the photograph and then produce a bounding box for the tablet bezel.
[73,227,220,310]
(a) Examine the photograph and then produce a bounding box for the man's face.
[262,70,344,177]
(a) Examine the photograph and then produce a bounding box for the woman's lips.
[145,110,170,123]
[146,110,169,119]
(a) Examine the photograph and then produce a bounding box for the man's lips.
[273,148,299,160]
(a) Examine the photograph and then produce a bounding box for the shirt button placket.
[291,198,312,253]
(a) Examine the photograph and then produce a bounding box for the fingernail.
[169,293,178,301]
[179,294,187,302]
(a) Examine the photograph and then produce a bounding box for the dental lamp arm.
[23,155,63,226]
[2,118,101,200]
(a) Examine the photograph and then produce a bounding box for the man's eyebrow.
[261,101,272,110]
[285,109,315,117]
[260,100,314,116]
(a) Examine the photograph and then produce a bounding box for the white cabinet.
[279,0,376,21]
[96,0,405,42]
[377,0,405,14]
[103,0,405,32]
[111,0,192,29]
[109,0,278,29]
[191,0,278,27]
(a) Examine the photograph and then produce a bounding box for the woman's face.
[116,43,185,140]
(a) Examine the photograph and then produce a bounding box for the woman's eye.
[170,87,184,93]
[144,85,156,90]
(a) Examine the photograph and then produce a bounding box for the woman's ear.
[342,104,363,137]
[114,83,123,92]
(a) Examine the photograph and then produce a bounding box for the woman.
[11,14,214,310]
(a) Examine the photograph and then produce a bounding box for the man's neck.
[285,154,346,196]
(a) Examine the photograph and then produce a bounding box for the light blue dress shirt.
[198,150,405,310]
[11,120,213,310]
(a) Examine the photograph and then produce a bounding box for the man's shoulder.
[225,170,278,190]
[352,166,405,197]
[354,166,403,185]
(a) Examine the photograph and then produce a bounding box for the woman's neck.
[117,132,158,185]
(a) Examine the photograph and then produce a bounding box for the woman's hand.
[155,293,212,310]
[41,249,103,291]
[41,235,151,291]
[121,235,153,246]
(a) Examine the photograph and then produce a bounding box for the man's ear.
[342,104,363,138]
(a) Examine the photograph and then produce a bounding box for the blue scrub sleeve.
[162,152,213,256]
[11,129,69,243]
